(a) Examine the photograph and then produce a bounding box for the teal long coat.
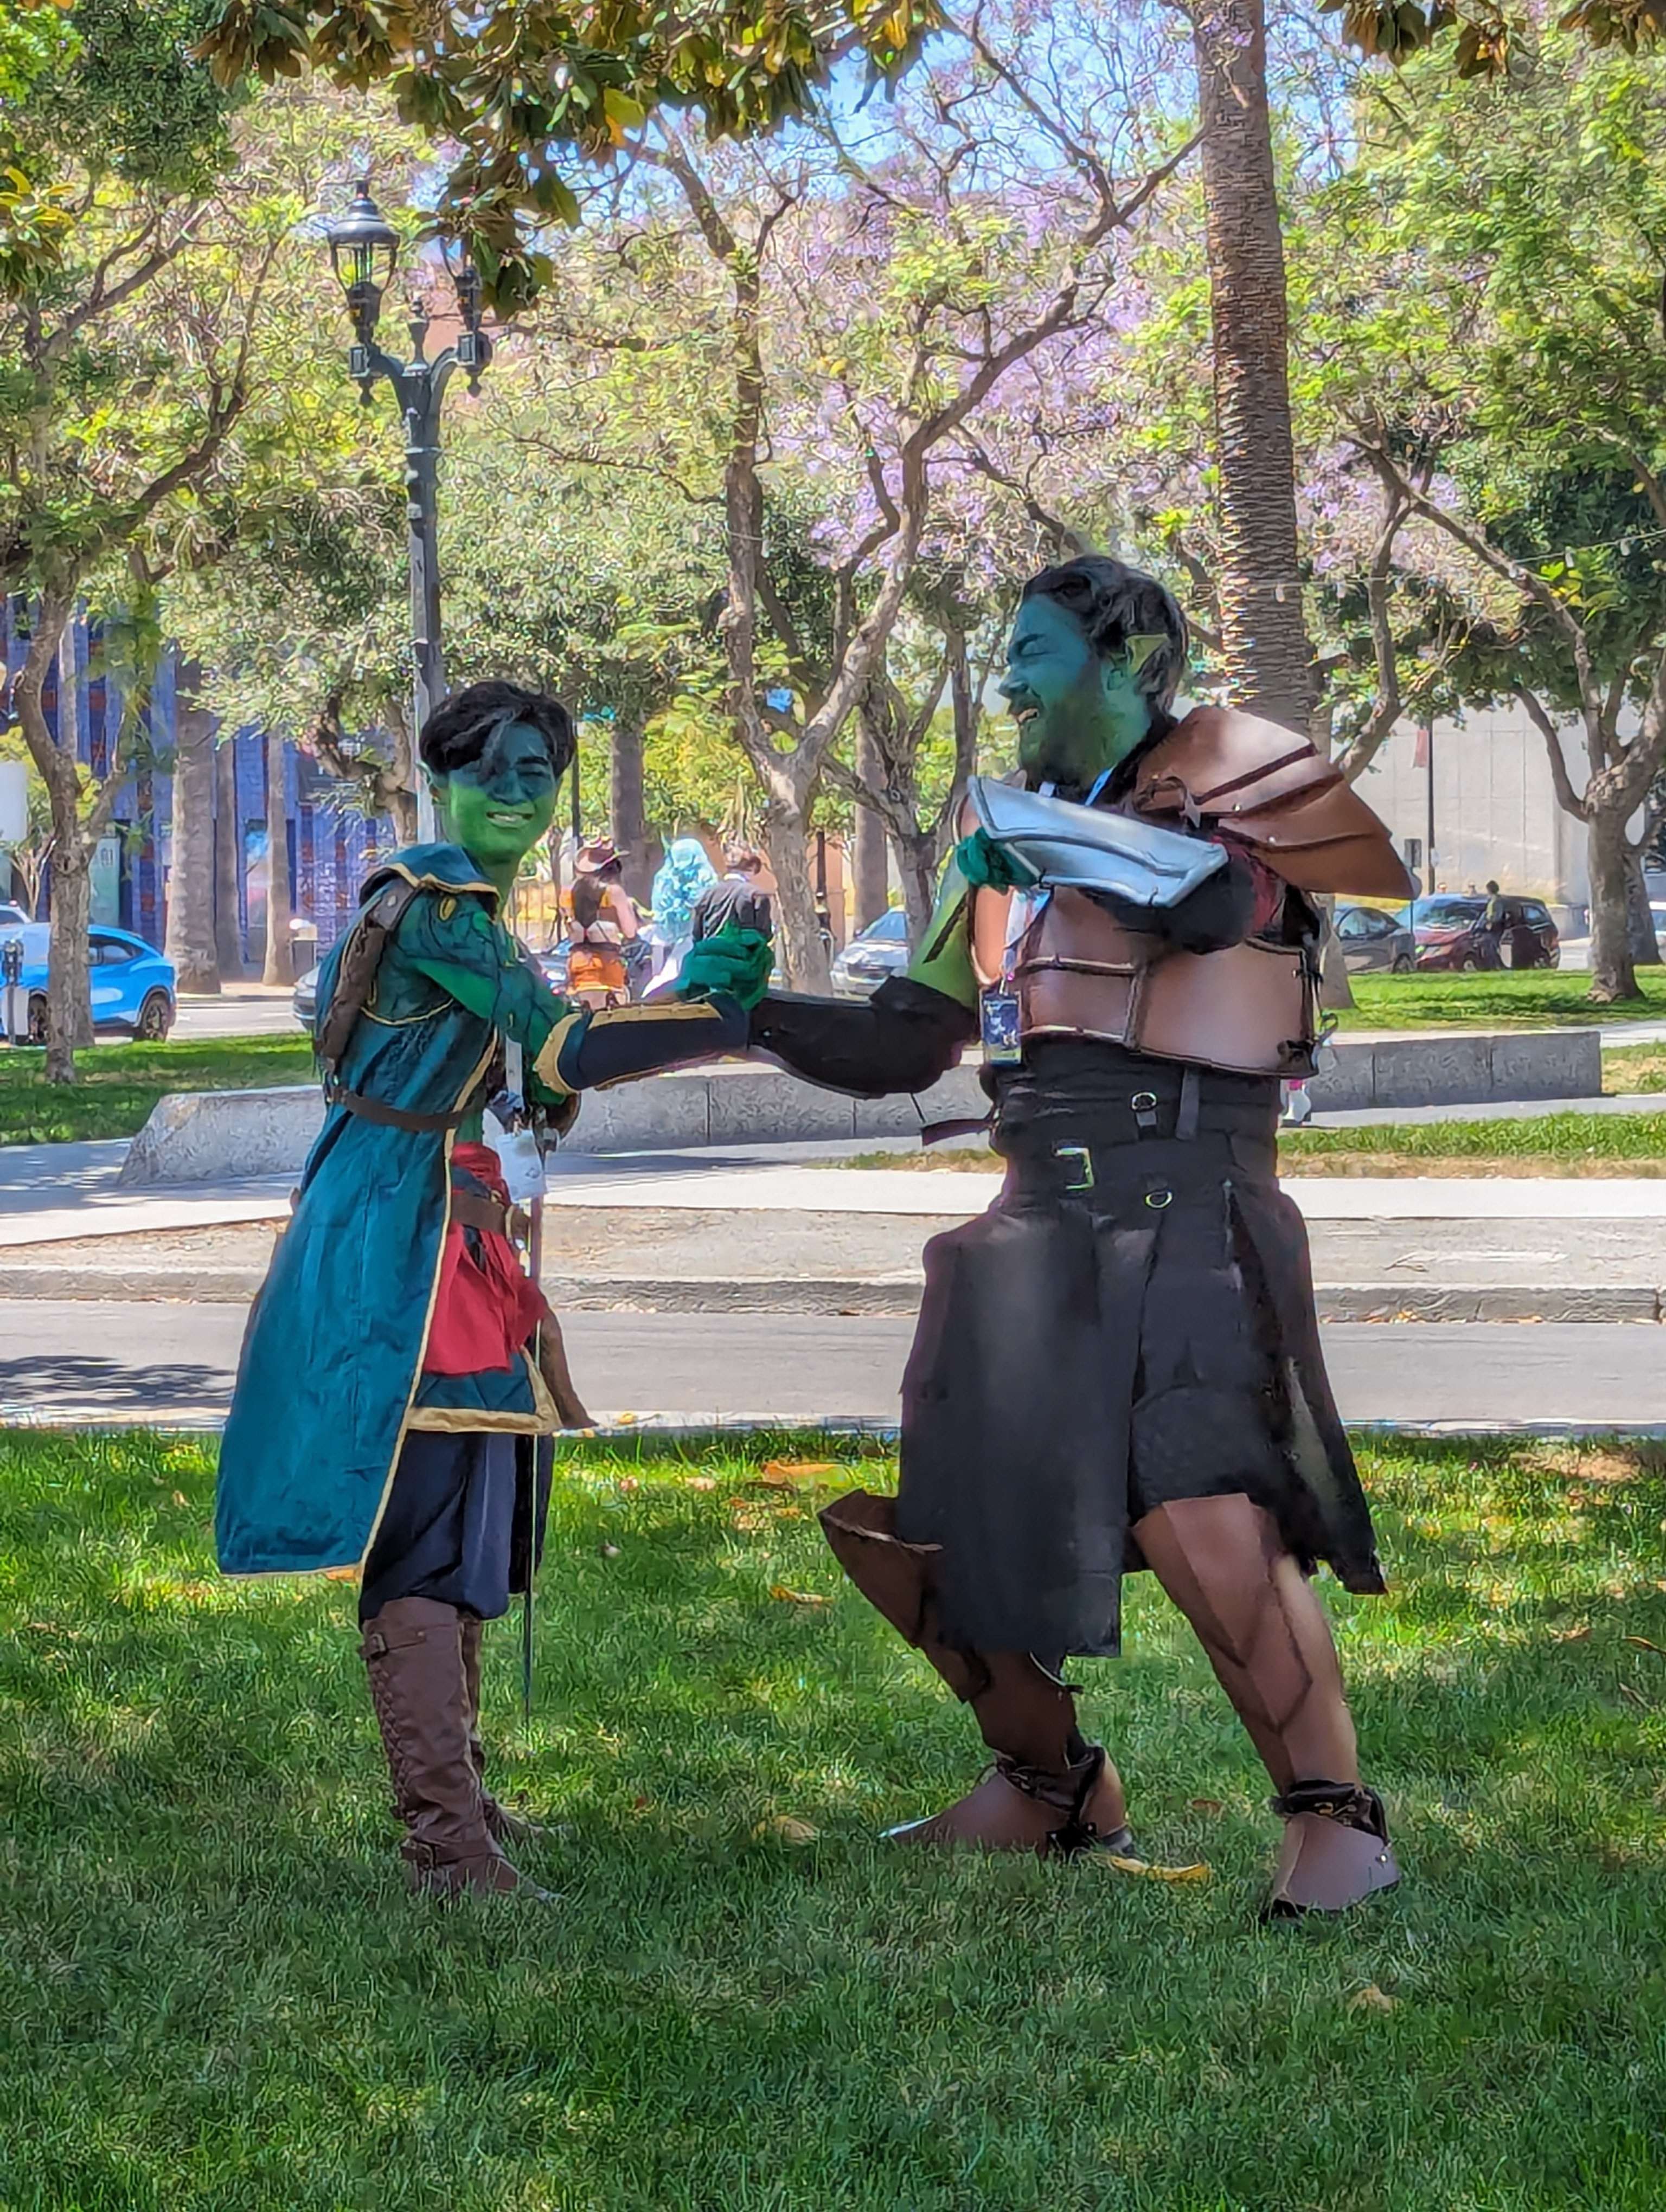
[215,846,556,1578]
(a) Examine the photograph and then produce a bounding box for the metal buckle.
[1054,1143,1095,1193]
[1143,1185,1174,1210]
[1130,1088,1160,1134]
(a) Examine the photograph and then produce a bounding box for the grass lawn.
[1336,970,1666,1030]
[2,1426,1663,2210]
[0,1036,315,1147]
[846,1110,1666,1175]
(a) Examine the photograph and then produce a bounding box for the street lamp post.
[323,179,494,843]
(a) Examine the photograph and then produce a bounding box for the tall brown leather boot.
[1131,1494,1399,1916]
[360,1597,536,1898]
[458,1615,544,1847]
[821,1491,1132,1859]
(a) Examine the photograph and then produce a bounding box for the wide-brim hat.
[575,839,620,873]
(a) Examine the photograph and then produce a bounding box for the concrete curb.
[3,1261,1663,1322]
[5,1409,1666,1441]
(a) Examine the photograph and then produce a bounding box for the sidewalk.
[3,1132,1665,1319]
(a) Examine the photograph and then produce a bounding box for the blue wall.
[2,599,388,958]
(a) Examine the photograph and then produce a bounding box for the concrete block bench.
[116,1026,1604,1186]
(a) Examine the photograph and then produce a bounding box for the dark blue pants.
[359,1431,519,1625]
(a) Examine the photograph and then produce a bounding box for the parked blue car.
[0,921,176,1044]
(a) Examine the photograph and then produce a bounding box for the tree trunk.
[45,852,92,1080]
[1587,808,1640,1002]
[1624,844,1660,966]
[763,803,831,991]
[165,678,220,994]
[214,735,245,978]
[1192,0,1315,732]
[853,713,891,931]
[261,726,293,987]
[895,828,939,948]
[610,716,652,906]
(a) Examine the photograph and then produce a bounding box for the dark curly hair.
[418,681,576,780]
[1020,555,1190,723]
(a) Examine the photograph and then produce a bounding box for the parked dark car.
[830,906,911,998]
[1407,895,1559,972]
[1332,903,1417,974]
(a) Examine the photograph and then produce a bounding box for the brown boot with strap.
[458,1613,545,1848]
[821,1491,1133,1859]
[360,1597,546,1898]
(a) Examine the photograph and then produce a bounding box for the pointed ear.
[1122,632,1170,677]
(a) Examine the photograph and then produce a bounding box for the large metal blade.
[970,776,1226,909]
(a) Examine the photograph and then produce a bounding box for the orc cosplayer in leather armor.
[749,556,1412,1917]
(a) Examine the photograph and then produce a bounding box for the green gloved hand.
[952,826,1041,892]
[677,922,774,1011]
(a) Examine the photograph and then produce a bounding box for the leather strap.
[326,1082,478,1133]
[449,1189,531,1243]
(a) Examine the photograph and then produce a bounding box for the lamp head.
[325,178,399,337]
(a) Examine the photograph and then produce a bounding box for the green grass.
[1279,1114,1666,1174]
[3,1426,1664,2210]
[0,1036,315,1146]
[847,1111,1666,1174]
[1337,970,1666,1030]
[1603,1041,1666,1094]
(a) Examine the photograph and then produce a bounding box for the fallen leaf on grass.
[170,1491,189,1508]
[1550,1624,1591,1643]
[1625,1636,1664,1657]
[769,1584,831,1606]
[1103,1855,1210,1883]
[601,1544,621,1558]
[1187,1798,1225,1814]
[757,1460,842,1487]
[1349,1984,1398,2014]
[617,1477,639,1493]
[685,1476,717,1492]
[322,1566,357,1583]
[753,1816,819,1844]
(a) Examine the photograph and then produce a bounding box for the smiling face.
[998,593,1154,790]
[431,719,560,877]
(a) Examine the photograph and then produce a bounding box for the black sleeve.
[559,994,751,1089]
[1087,850,1258,955]
[747,974,977,1099]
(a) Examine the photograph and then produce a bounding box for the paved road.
[5,1303,1666,1430]
[171,991,301,1041]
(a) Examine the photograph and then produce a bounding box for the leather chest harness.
[966,705,1412,1082]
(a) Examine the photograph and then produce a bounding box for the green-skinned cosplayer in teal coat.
[217,681,771,1899]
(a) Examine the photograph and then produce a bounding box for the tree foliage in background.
[0,0,263,1076]
[1308,31,1666,1000]
[195,0,945,313]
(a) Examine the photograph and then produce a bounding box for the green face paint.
[430,719,560,894]
[998,595,1155,792]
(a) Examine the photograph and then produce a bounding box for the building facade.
[1,600,387,963]
[1349,705,1595,929]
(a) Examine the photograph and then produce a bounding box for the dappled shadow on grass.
[2,1427,1665,2211]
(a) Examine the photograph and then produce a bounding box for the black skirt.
[896,1045,1385,1659]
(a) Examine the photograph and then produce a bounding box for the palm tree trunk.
[261,726,294,987]
[214,735,245,977]
[1192,0,1314,732]
[164,671,220,993]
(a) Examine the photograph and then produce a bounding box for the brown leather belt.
[326,1082,480,1133]
[450,1188,532,1243]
